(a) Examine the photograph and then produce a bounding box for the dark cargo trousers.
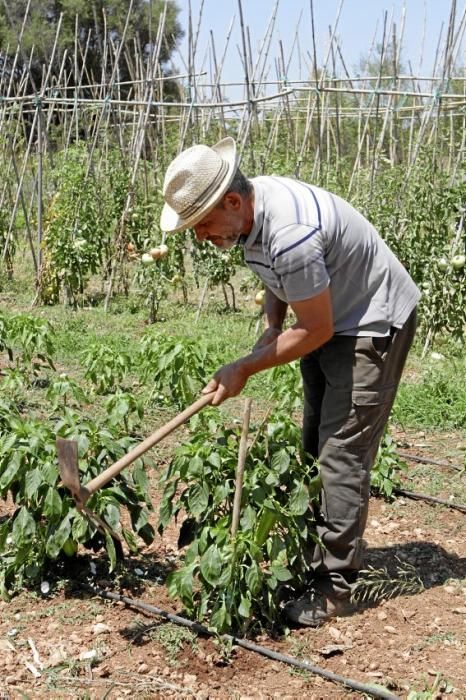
[300,309,417,599]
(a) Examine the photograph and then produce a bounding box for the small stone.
[328,626,341,640]
[352,630,363,640]
[369,661,379,670]
[384,625,397,634]
[138,663,149,674]
[453,607,466,614]
[40,581,50,595]
[95,614,105,623]
[79,649,97,661]
[377,611,388,621]
[92,623,111,636]
[69,633,81,644]
[96,664,111,678]
[184,673,197,684]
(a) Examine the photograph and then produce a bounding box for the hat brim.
[160,137,238,233]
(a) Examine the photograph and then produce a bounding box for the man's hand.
[202,361,249,405]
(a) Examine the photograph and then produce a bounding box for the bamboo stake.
[231,398,253,538]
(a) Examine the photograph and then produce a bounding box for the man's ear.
[223,191,242,210]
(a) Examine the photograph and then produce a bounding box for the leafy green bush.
[138,333,219,407]
[81,342,133,394]
[158,409,321,633]
[371,432,408,499]
[0,311,55,379]
[39,144,108,306]
[0,401,154,600]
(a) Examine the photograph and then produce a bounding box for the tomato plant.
[190,235,244,310]
[39,144,107,306]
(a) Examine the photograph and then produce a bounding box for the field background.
[0,0,465,697]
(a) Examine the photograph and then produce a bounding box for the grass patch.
[393,359,466,430]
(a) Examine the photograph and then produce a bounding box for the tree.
[0,0,184,94]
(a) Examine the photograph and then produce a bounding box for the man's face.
[193,205,244,249]
[192,192,251,249]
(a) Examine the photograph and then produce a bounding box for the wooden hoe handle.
[83,391,216,499]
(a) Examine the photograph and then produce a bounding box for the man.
[160,137,420,626]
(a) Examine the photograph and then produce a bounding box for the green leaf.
[188,456,203,476]
[188,482,209,517]
[210,601,227,632]
[200,544,223,585]
[104,503,121,530]
[213,483,230,504]
[104,531,117,571]
[122,528,139,554]
[43,488,62,519]
[178,564,195,604]
[45,515,71,559]
[307,474,322,501]
[245,560,262,595]
[270,561,293,581]
[0,452,22,491]
[12,507,36,545]
[238,595,252,618]
[271,448,290,474]
[24,468,43,501]
[207,452,221,469]
[288,482,309,516]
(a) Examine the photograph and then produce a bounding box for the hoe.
[56,392,216,537]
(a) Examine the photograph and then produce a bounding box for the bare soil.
[1,429,465,700]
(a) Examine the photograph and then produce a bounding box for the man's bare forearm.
[264,286,288,330]
[241,321,332,377]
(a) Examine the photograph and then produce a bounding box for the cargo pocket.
[324,387,395,448]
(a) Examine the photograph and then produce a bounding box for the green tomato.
[451,254,465,270]
[437,257,449,272]
[141,253,155,266]
[62,539,78,557]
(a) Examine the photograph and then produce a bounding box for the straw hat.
[160,137,238,233]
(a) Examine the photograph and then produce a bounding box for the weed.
[352,558,424,603]
[149,622,197,663]
[407,673,454,699]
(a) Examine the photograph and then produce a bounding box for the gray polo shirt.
[244,176,420,336]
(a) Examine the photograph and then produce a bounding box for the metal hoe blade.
[56,438,88,507]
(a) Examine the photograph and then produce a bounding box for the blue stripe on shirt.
[245,259,271,269]
[272,226,320,262]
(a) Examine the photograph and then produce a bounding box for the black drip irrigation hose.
[394,487,466,513]
[95,587,400,700]
[396,450,464,472]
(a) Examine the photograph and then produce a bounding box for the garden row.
[0,308,412,632]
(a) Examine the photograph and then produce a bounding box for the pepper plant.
[0,399,154,600]
[158,408,321,633]
[137,333,219,407]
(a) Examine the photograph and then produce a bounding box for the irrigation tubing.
[396,450,464,472]
[95,587,400,700]
[394,488,466,514]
